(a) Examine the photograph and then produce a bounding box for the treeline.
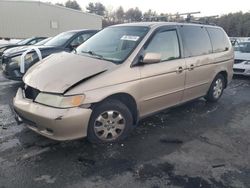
[215,12,250,37]
[58,0,250,37]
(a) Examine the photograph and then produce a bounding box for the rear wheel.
[205,74,225,102]
[87,99,133,144]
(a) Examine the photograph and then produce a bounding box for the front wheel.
[87,99,133,144]
[205,74,225,102]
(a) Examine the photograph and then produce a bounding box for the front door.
[139,28,186,117]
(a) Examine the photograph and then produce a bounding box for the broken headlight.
[9,55,21,66]
[0,47,6,53]
[10,53,35,66]
[35,93,85,108]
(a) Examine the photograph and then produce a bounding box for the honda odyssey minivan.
[13,22,234,143]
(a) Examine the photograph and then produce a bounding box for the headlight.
[10,55,21,66]
[0,48,6,53]
[25,53,35,64]
[244,61,250,65]
[35,93,85,108]
[10,53,35,66]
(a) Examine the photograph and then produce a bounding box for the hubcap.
[94,111,125,141]
[213,78,223,99]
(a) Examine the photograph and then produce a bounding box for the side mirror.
[142,53,161,64]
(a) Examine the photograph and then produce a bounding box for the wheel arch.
[217,70,228,88]
[92,92,139,125]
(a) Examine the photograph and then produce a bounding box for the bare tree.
[65,0,81,10]
[86,2,106,16]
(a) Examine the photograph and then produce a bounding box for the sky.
[39,0,250,17]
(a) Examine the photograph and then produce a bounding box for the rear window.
[207,28,230,53]
[180,25,212,57]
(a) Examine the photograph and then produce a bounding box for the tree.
[65,0,81,11]
[215,12,250,37]
[143,9,157,18]
[86,2,106,16]
[116,6,125,22]
[125,7,142,22]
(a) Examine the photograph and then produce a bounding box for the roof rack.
[141,12,218,26]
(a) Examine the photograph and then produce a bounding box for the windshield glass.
[76,26,149,64]
[44,32,75,47]
[235,42,250,53]
[35,37,52,46]
[17,38,33,45]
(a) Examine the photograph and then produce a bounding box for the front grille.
[2,55,9,64]
[233,68,245,73]
[24,86,40,100]
[234,59,245,64]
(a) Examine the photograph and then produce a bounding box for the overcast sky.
[40,0,250,16]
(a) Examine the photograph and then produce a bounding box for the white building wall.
[0,0,102,38]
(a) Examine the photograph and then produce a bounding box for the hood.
[4,45,30,55]
[0,44,19,48]
[4,45,60,57]
[235,51,250,61]
[23,52,116,93]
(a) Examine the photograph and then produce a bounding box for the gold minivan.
[13,22,234,143]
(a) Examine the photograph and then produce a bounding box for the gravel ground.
[0,70,250,188]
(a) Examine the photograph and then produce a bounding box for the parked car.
[1,30,98,80]
[0,37,46,61]
[13,22,233,143]
[3,37,53,55]
[233,41,250,76]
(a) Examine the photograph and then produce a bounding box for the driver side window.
[144,30,180,62]
[70,33,93,49]
[28,39,37,45]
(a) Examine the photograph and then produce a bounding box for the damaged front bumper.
[13,88,92,141]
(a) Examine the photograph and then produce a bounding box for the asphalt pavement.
[0,70,250,188]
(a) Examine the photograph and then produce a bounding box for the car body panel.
[24,52,116,93]
[139,59,186,116]
[13,88,92,141]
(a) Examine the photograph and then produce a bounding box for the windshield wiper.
[80,50,118,64]
[81,50,103,59]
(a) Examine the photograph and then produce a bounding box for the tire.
[205,74,225,102]
[87,99,133,144]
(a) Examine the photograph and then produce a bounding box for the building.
[0,0,102,39]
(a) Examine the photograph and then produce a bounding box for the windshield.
[44,32,76,47]
[235,42,250,53]
[76,26,149,64]
[17,38,33,45]
[35,37,52,46]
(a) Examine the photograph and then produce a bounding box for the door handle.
[188,64,195,71]
[176,66,183,73]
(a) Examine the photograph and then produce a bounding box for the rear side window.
[207,28,230,53]
[144,30,180,61]
[180,25,212,57]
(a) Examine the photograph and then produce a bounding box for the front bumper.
[233,61,250,76]
[1,65,23,81]
[13,88,92,141]
[1,55,23,80]
[233,68,250,76]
